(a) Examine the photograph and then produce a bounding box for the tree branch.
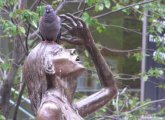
[126,98,165,114]
[99,45,154,57]
[0,58,6,81]
[56,0,67,13]
[78,0,87,17]
[94,0,155,19]
[0,0,32,116]
[30,0,42,10]
[18,0,27,9]
[89,98,165,120]
[77,0,84,11]
[28,29,40,40]
[101,23,142,35]
[13,82,25,120]
[0,57,4,64]
[114,73,140,80]
[25,24,31,54]
[26,0,42,54]
[73,5,95,15]
[0,63,19,116]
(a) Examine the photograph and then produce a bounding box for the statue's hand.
[60,14,93,46]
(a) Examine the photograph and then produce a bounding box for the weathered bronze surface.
[23,14,117,120]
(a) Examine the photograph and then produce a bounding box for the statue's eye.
[70,49,76,55]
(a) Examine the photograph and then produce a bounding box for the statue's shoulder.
[36,101,62,120]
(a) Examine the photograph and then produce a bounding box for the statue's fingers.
[61,30,69,36]
[60,36,82,45]
[65,13,82,27]
[66,13,77,21]
[60,14,77,27]
[66,13,80,26]
[77,21,83,27]
[67,14,87,28]
[65,13,86,28]
[77,18,87,28]
[61,23,72,31]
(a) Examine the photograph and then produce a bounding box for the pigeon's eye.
[46,9,50,13]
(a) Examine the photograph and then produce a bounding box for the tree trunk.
[0,64,19,116]
[0,38,25,117]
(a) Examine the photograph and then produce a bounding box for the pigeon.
[39,5,61,43]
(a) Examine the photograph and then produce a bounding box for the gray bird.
[39,5,61,43]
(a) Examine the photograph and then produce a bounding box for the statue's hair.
[23,42,61,114]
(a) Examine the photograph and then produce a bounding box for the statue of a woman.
[23,13,117,120]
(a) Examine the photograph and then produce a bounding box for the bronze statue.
[23,10,117,120]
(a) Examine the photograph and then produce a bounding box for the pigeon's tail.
[39,32,45,41]
[56,31,61,44]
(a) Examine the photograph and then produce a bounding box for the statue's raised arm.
[60,14,117,117]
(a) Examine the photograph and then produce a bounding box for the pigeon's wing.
[39,16,47,41]
[56,29,61,44]
[55,15,61,44]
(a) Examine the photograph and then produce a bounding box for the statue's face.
[52,48,85,78]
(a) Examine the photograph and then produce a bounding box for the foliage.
[86,0,111,11]
[88,88,165,120]
[83,0,165,119]
[0,114,5,120]
[82,12,106,33]
[0,0,164,119]
[142,1,165,81]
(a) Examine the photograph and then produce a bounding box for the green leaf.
[81,12,90,22]
[153,51,165,64]
[159,84,165,89]
[18,26,25,34]
[52,0,61,7]
[98,3,104,11]
[0,115,5,120]
[82,12,97,26]
[115,3,123,10]
[0,62,10,71]
[96,25,106,33]
[10,9,22,19]
[84,50,89,57]
[104,0,111,9]
[143,75,148,81]
[133,52,143,61]
[36,5,45,17]
[31,20,37,28]
[95,3,104,11]
[86,0,95,6]
[0,0,3,7]
[147,68,163,78]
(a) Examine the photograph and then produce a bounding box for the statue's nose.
[76,56,80,61]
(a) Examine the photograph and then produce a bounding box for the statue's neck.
[50,76,78,104]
